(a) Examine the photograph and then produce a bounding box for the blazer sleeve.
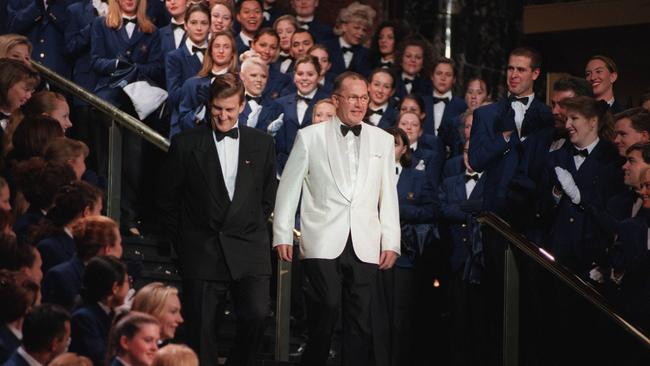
[468,107,511,173]
[177,80,205,132]
[272,130,309,246]
[399,176,437,223]
[64,6,92,57]
[439,180,466,222]
[135,29,163,83]
[379,135,401,253]
[165,51,184,107]
[7,0,41,34]
[90,18,118,76]
[156,136,186,250]
[70,313,107,366]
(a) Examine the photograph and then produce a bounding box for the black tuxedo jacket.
[158,125,277,280]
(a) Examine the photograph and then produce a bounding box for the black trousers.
[379,266,416,366]
[301,237,378,366]
[182,275,270,366]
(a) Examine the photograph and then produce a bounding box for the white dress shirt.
[433,90,452,135]
[171,20,185,48]
[296,15,314,29]
[394,162,403,184]
[336,121,361,195]
[402,72,414,94]
[185,38,207,64]
[368,103,388,126]
[297,88,317,125]
[339,37,353,69]
[17,347,43,366]
[123,15,136,38]
[510,93,534,139]
[239,32,253,47]
[279,52,292,73]
[213,124,240,200]
[573,138,599,170]
[465,171,482,198]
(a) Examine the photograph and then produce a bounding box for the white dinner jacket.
[272,117,401,264]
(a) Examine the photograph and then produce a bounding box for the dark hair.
[253,27,279,43]
[386,127,411,167]
[80,256,126,304]
[14,158,76,211]
[552,76,593,98]
[625,142,650,163]
[587,55,618,74]
[294,54,321,76]
[398,93,426,115]
[184,2,210,23]
[465,77,491,102]
[0,269,38,323]
[291,28,314,44]
[614,108,650,135]
[368,68,395,90]
[333,71,367,95]
[0,233,36,270]
[11,115,64,161]
[44,137,90,164]
[236,0,263,13]
[0,59,39,110]
[370,20,409,59]
[640,90,650,105]
[72,216,119,261]
[560,96,613,140]
[432,57,456,77]
[510,47,542,71]
[22,304,70,353]
[106,311,159,364]
[209,73,245,106]
[394,35,434,78]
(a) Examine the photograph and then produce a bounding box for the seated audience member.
[0,59,39,144]
[48,353,92,366]
[2,304,70,366]
[392,37,433,103]
[105,312,160,366]
[272,15,298,74]
[396,111,444,187]
[0,270,39,363]
[210,0,234,35]
[323,2,375,78]
[20,91,73,134]
[234,0,264,55]
[613,107,650,157]
[42,216,122,310]
[585,55,624,114]
[0,34,32,67]
[365,68,397,128]
[44,137,106,190]
[12,159,76,242]
[33,181,103,273]
[368,20,409,70]
[290,0,333,42]
[311,98,336,124]
[131,283,183,343]
[250,28,291,100]
[0,234,42,285]
[238,52,283,131]
[70,256,130,366]
[152,344,198,366]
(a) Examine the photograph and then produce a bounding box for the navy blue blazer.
[159,23,184,56]
[146,0,169,28]
[239,96,283,132]
[1,351,29,366]
[423,95,467,156]
[263,68,292,100]
[8,0,73,78]
[165,45,202,130]
[64,0,98,107]
[414,136,445,187]
[13,208,44,245]
[543,140,625,276]
[235,33,250,55]
[70,303,114,366]
[274,88,329,175]
[365,104,398,129]
[0,326,20,364]
[322,38,371,79]
[109,357,128,366]
[262,6,282,28]
[37,232,75,274]
[439,171,485,273]
[393,74,432,103]
[297,19,334,43]
[443,155,464,179]
[42,256,85,311]
[90,17,164,104]
[395,165,437,268]
[468,97,553,215]
[175,76,210,137]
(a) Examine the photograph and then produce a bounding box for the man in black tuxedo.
[158,74,277,366]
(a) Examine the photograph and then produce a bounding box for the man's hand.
[379,250,398,270]
[276,244,293,262]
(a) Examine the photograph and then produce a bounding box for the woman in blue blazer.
[249,28,291,100]
[274,55,328,175]
[381,127,437,366]
[396,111,445,188]
[105,312,160,366]
[391,37,433,104]
[238,53,282,131]
[165,3,210,134]
[175,30,238,136]
[159,0,188,55]
[365,68,397,129]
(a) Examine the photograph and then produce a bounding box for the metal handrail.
[31,61,170,152]
[477,211,650,349]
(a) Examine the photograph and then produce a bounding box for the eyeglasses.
[335,94,370,105]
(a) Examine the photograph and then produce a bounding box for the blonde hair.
[105,0,155,34]
[49,353,93,366]
[334,2,376,37]
[239,50,268,73]
[197,31,239,77]
[0,34,32,58]
[152,344,199,366]
[312,98,335,122]
[131,282,179,323]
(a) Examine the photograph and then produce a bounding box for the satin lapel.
[326,119,351,201]
[469,175,485,200]
[191,129,230,211]
[226,128,255,221]
[352,124,370,200]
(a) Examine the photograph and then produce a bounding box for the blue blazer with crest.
[165,45,202,130]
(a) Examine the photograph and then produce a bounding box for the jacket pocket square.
[372,153,382,158]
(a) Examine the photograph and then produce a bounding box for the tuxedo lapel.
[468,175,485,200]
[352,124,370,200]
[192,128,230,211]
[326,119,352,201]
[226,128,255,221]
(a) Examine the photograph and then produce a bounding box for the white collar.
[371,103,388,112]
[97,301,112,315]
[171,19,183,26]
[296,15,314,23]
[574,137,599,154]
[401,72,414,81]
[239,32,253,46]
[64,227,73,238]
[607,97,615,106]
[510,92,535,109]
[410,141,418,150]
[298,88,317,99]
[122,14,136,20]
[380,57,392,64]
[6,324,22,340]
[17,347,42,366]
[339,37,352,49]
[116,356,132,366]
[212,67,228,76]
[465,169,483,178]
[433,90,452,99]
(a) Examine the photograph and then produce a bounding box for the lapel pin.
[245,160,251,164]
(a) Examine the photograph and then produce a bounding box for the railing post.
[107,120,123,224]
[503,244,519,366]
[275,256,292,361]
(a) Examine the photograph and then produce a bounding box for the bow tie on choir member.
[465,173,479,182]
[298,21,310,29]
[368,108,384,116]
[296,95,312,104]
[432,96,450,104]
[277,54,291,63]
[123,17,137,24]
[246,94,262,104]
[403,78,413,85]
[215,128,239,141]
[171,22,184,30]
[509,95,529,105]
[379,61,392,68]
[340,124,362,137]
[192,46,206,55]
[341,46,353,54]
[572,147,589,158]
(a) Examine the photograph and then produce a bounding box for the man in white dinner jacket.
[273,71,401,366]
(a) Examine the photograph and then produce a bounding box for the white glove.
[555,167,581,204]
[588,266,604,284]
[266,113,284,136]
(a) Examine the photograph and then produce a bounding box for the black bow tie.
[341,46,353,54]
[171,22,184,30]
[123,17,137,25]
[215,128,239,141]
[379,61,392,68]
[432,96,450,104]
[296,95,312,104]
[246,94,262,104]
[341,124,362,137]
[298,21,310,28]
[403,78,413,85]
[465,173,479,182]
[0,112,10,120]
[572,147,589,158]
[192,46,206,54]
[277,54,291,63]
[368,108,384,116]
[509,95,529,105]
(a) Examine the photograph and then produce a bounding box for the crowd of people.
[1,0,650,365]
